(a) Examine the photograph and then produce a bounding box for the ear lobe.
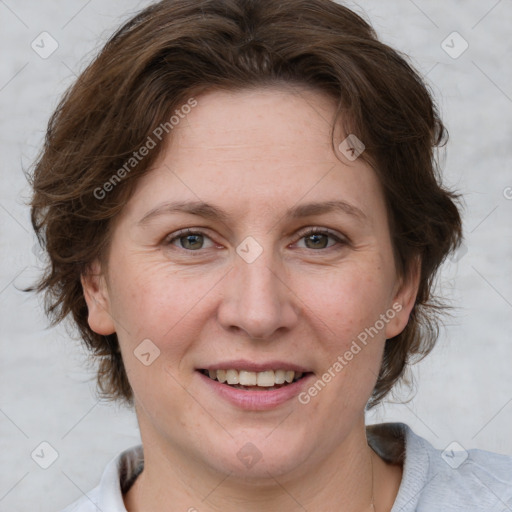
[81,260,116,336]
[384,255,421,340]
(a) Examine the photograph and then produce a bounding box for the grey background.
[0,1,511,510]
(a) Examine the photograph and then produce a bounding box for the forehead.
[173,85,339,160]
[120,86,386,226]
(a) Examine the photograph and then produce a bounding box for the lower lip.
[197,371,314,411]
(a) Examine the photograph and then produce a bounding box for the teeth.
[239,370,257,386]
[257,370,275,387]
[274,370,286,384]
[204,369,306,387]
[226,369,239,385]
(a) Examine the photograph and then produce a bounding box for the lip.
[198,359,312,373]
[197,369,314,411]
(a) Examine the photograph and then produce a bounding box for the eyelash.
[164,227,348,252]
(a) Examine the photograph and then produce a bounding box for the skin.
[82,85,420,511]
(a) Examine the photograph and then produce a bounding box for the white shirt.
[60,422,512,511]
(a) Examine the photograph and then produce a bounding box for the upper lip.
[198,359,312,373]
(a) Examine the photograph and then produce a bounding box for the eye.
[165,229,215,251]
[164,227,348,252]
[294,227,347,250]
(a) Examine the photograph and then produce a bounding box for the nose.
[216,249,299,340]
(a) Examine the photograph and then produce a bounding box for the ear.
[81,259,116,336]
[384,255,421,339]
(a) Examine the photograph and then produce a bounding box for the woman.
[27,0,512,510]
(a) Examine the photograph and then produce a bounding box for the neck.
[123,419,401,512]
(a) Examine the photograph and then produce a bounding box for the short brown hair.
[26,0,462,408]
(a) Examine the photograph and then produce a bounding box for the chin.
[204,432,315,481]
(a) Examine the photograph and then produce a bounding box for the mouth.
[198,368,311,391]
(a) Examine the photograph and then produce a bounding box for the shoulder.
[367,422,512,511]
[418,433,512,511]
[60,487,101,512]
[58,444,144,512]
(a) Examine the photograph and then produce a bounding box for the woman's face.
[83,86,419,481]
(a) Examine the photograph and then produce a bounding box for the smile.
[196,360,314,410]
[200,368,308,390]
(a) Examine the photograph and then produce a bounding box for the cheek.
[296,261,392,406]
[304,264,393,344]
[109,259,221,360]
[110,263,206,408]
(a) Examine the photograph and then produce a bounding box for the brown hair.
[26,0,462,408]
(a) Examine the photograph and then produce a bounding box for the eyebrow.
[137,199,367,226]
